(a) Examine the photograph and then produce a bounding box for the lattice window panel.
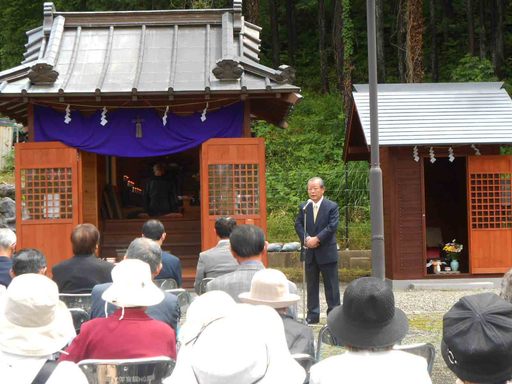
[208,163,260,215]
[20,168,73,220]
[470,173,512,229]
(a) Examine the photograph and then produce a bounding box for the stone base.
[267,250,371,270]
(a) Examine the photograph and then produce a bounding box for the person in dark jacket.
[52,224,113,293]
[143,163,177,216]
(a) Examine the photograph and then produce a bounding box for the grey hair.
[500,268,512,303]
[12,248,47,276]
[125,237,162,274]
[307,177,325,188]
[0,228,16,249]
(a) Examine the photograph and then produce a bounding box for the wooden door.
[467,155,512,273]
[15,142,81,273]
[200,138,267,260]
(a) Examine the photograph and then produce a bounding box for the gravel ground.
[294,283,500,384]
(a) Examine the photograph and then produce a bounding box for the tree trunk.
[405,0,424,83]
[318,0,329,93]
[467,0,475,55]
[396,0,407,82]
[245,0,259,25]
[430,0,439,81]
[479,0,487,59]
[286,0,297,66]
[376,0,385,83]
[269,0,280,68]
[332,0,344,92]
[492,0,505,77]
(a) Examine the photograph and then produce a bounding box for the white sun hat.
[101,259,164,308]
[190,304,306,384]
[0,273,74,356]
[179,290,237,345]
[238,268,300,308]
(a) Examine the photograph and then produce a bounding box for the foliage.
[450,55,498,82]
[2,148,14,173]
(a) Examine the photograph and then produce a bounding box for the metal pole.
[367,0,385,280]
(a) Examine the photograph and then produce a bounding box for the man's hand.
[305,236,320,248]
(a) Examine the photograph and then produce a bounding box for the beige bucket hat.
[239,268,300,308]
[102,259,164,308]
[0,274,74,356]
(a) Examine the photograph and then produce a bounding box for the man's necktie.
[313,204,319,223]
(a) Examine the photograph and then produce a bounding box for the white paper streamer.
[471,144,481,156]
[429,147,436,163]
[448,147,455,162]
[100,107,108,126]
[64,104,72,124]
[162,106,169,126]
[200,102,209,122]
[413,146,419,162]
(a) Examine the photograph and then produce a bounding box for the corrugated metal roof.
[353,82,512,146]
[0,3,298,96]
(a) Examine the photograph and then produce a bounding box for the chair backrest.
[292,353,316,384]
[394,343,436,376]
[166,288,192,318]
[315,324,339,361]
[199,277,215,295]
[78,356,175,384]
[154,278,178,290]
[59,293,93,313]
[69,307,90,334]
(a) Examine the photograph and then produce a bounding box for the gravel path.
[295,283,500,384]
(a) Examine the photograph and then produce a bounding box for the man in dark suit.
[52,223,114,293]
[141,219,182,287]
[295,177,340,324]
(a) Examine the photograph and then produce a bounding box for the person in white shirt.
[442,292,512,384]
[0,273,87,383]
[310,277,431,384]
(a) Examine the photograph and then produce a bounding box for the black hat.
[442,292,512,383]
[327,277,408,348]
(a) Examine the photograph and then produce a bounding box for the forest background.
[0,0,509,247]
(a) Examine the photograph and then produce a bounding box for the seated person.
[0,228,16,287]
[89,237,180,331]
[143,163,177,216]
[166,303,305,384]
[142,219,182,286]
[52,224,113,293]
[239,268,314,357]
[10,248,47,277]
[309,277,431,384]
[59,259,177,362]
[194,217,238,294]
[0,274,86,383]
[169,290,237,382]
[499,267,512,303]
[206,225,266,301]
[442,293,512,384]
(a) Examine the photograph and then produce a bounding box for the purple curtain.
[34,103,244,157]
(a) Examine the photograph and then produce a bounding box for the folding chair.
[154,278,178,290]
[315,324,339,361]
[394,342,436,376]
[292,353,316,384]
[199,277,215,295]
[59,293,93,314]
[69,307,90,334]
[166,288,192,318]
[78,356,175,384]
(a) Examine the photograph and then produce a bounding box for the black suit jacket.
[295,197,339,265]
[52,254,114,293]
